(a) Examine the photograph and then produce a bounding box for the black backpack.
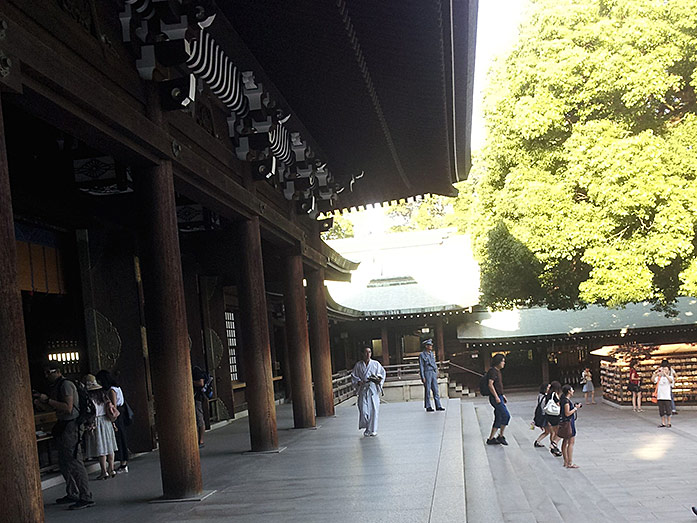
[533,395,546,427]
[75,380,97,430]
[479,372,490,396]
[57,378,96,431]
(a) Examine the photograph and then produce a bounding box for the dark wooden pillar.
[135,159,202,499]
[540,347,550,384]
[307,268,335,417]
[381,326,390,366]
[236,218,278,451]
[435,320,445,362]
[282,254,316,428]
[0,94,44,522]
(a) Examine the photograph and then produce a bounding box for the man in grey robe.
[351,347,386,436]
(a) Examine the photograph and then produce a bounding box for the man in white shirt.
[351,347,386,436]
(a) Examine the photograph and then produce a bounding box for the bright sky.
[470,0,529,151]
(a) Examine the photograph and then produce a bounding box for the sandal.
[658,424,666,428]
[95,474,109,480]
[667,424,672,428]
[566,464,579,469]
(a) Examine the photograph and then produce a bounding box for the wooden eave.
[224,0,479,211]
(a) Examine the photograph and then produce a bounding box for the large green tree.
[475,0,697,310]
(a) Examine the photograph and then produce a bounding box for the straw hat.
[83,374,102,391]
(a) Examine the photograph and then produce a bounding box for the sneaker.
[56,496,78,505]
[369,432,378,437]
[117,465,129,474]
[691,506,697,516]
[486,438,501,445]
[426,407,434,412]
[534,441,545,448]
[496,435,508,446]
[436,407,445,411]
[69,500,95,510]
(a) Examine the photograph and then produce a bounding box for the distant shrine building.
[0,1,479,518]
[325,229,697,402]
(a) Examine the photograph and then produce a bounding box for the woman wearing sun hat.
[83,374,119,479]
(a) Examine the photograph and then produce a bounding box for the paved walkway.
[466,392,697,523]
[43,398,464,523]
[41,392,697,522]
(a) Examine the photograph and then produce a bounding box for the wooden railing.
[332,370,355,405]
[383,361,450,381]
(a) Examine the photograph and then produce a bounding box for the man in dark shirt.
[33,362,94,510]
[486,353,510,445]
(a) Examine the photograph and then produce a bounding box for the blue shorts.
[489,394,511,428]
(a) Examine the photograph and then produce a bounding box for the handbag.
[557,420,572,439]
[106,400,120,422]
[543,397,560,416]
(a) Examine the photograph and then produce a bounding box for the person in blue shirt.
[419,339,444,412]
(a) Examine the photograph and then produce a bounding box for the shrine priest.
[351,346,386,437]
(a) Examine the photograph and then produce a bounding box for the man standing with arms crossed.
[419,339,444,412]
[486,353,510,445]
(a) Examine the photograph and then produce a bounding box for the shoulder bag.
[543,397,560,416]
[106,400,120,422]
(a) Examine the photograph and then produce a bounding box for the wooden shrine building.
[0,0,478,519]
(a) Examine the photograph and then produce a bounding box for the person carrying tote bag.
[558,384,582,469]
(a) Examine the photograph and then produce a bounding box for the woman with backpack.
[83,374,118,479]
[96,370,130,473]
[532,383,551,448]
[544,381,563,457]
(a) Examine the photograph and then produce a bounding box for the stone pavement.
[43,397,464,523]
[41,392,697,522]
[466,391,697,523]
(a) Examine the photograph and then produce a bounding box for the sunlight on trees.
[471,0,697,311]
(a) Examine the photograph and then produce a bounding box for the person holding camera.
[559,384,582,469]
[652,360,675,428]
[33,361,94,510]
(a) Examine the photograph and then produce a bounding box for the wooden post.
[307,268,335,417]
[381,326,390,366]
[135,160,202,499]
[236,218,278,451]
[282,254,316,428]
[541,347,550,385]
[0,93,45,522]
[435,320,445,362]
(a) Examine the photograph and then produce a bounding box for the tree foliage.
[474,0,697,310]
[321,214,355,240]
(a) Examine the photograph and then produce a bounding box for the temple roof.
[326,228,480,316]
[457,299,697,341]
[223,1,478,210]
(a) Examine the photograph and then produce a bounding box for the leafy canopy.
[473,0,697,310]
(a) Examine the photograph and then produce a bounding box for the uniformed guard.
[419,339,444,412]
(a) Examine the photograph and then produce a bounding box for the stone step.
[504,417,601,523]
[461,402,505,523]
[508,416,628,522]
[473,405,537,522]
